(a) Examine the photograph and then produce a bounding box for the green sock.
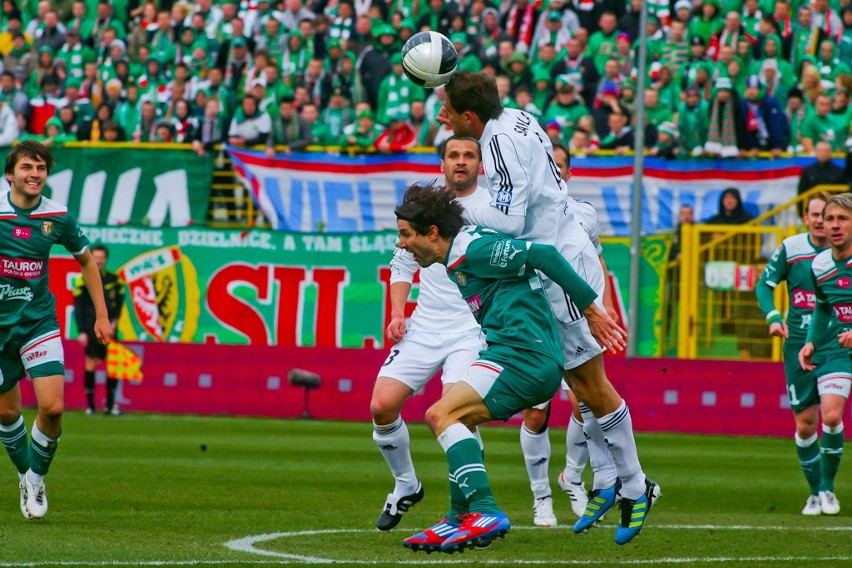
[29,423,59,476]
[447,475,468,520]
[795,434,821,495]
[446,438,500,514]
[0,416,30,474]
[819,426,844,493]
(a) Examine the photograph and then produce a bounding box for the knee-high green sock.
[438,423,500,515]
[795,433,821,495]
[0,416,30,474]
[820,424,844,493]
[29,423,60,476]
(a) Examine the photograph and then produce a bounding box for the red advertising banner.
[38,342,794,437]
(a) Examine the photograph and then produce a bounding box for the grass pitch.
[0,412,849,567]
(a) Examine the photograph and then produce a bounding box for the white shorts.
[817,373,852,399]
[376,327,485,392]
[558,241,606,370]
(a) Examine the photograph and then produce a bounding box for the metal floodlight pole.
[627,1,649,358]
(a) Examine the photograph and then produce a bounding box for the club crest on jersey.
[40,221,53,237]
[455,271,467,287]
[838,277,850,289]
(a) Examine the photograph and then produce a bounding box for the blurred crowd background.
[0,0,849,158]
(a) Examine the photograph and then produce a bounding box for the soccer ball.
[401,31,458,88]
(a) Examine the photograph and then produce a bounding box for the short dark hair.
[91,244,109,256]
[5,140,55,175]
[440,135,482,161]
[552,142,570,168]
[445,71,502,123]
[395,183,464,239]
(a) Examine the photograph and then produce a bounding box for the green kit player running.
[0,141,113,519]
[395,184,623,554]
[756,191,849,515]
[798,192,852,517]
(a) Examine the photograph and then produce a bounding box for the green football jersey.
[0,192,88,327]
[444,226,563,367]
[756,233,837,344]
[808,248,852,349]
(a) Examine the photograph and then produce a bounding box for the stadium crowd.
[0,0,850,158]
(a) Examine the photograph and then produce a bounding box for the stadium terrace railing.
[664,184,849,361]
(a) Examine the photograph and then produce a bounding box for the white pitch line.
[223,525,852,564]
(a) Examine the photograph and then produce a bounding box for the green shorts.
[0,316,65,395]
[460,343,563,421]
[784,342,852,412]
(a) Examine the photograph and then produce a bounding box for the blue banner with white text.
[227,148,842,236]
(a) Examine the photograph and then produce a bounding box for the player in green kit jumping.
[756,191,849,515]
[798,192,852,516]
[0,141,113,519]
[395,184,624,554]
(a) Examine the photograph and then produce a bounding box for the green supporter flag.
[0,146,213,226]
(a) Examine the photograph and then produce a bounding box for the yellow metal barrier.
[665,184,849,361]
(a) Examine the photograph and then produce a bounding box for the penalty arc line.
[223,525,852,564]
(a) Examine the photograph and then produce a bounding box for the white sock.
[579,403,617,491]
[472,426,484,452]
[373,417,418,496]
[564,414,589,482]
[597,401,645,499]
[26,469,44,485]
[520,425,552,498]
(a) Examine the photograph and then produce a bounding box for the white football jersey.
[565,196,603,256]
[389,248,479,334]
[455,184,493,215]
[477,108,567,245]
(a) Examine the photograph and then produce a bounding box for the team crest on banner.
[117,246,201,342]
[40,221,53,237]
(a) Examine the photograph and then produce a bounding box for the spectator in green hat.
[341,106,385,149]
[688,0,724,45]
[530,67,554,112]
[505,51,532,95]
[281,30,310,90]
[677,85,710,156]
[376,51,424,126]
[330,50,364,105]
[398,17,416,45]
[704,75,746,157]
[26,45,56,98]
[650,121,679,159]
[532,9,571,60]
[541,81,589,145]
[451,32,482,74]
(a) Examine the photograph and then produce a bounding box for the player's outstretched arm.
[526,243,626,352]
[75,249,113,346]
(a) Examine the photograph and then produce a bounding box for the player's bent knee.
[0,409,22,424]
[38,400,64,419]
[822,409,844,428]
[369,396,404,424]
[523,407,548,433]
